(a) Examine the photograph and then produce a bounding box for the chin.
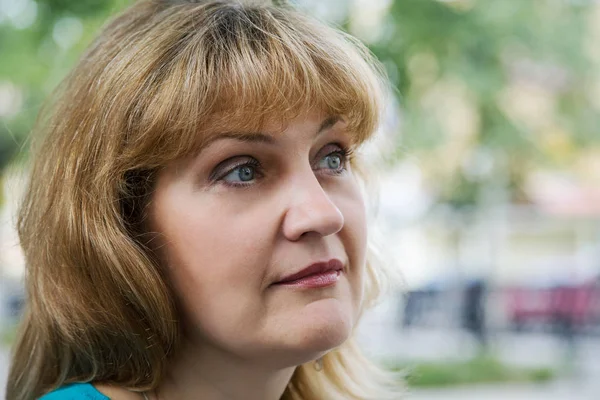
[292,298,356,354]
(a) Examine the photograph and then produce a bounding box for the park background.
[1,0,600,398]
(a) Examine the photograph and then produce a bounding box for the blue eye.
[223,165,256,183]
[317,152,346,172]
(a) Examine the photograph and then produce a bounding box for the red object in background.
[507,278,600,329]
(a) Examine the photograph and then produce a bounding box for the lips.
[274,259,344,285]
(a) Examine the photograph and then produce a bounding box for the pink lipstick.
[274,259,344,289]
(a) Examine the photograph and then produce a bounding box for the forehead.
[195,110,348,149]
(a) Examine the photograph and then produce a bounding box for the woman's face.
[150,111,367,367]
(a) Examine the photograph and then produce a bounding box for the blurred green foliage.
[0,0,597,206]
[0,0,131,171]
[369,0,598,206]
[389,354,555,387]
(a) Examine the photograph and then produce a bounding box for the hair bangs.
[123,3,385,167]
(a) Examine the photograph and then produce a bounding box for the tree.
[0,0,131,171]
[366,0,598,206]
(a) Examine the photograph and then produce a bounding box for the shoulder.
[39,383,110,400]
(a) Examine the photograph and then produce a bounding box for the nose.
[282,174,345,241]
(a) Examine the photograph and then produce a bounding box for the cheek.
[150,189,274,336]
[161,209,266,289]
[337,184,368,309]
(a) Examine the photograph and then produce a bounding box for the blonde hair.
[7,1,401,399]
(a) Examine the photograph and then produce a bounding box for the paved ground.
[355,304,600,400]
[407,380,597,400]
[0,346,8,396]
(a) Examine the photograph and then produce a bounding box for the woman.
[7,0,400,399]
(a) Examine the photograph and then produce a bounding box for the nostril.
[282,198,344,241]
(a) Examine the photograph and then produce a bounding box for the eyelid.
[314,143,352,164]
[316,143,340,157]
[209,156,259,182]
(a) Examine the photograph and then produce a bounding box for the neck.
[156,341,296,400]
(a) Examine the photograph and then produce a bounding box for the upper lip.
[274,259,344,284]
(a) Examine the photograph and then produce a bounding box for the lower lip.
[274,270,341,289]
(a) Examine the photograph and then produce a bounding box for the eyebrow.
[201,115,342,149]
[318,115,342,133]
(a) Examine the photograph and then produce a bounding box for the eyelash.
[212,158,262,188]
[214,144,354,188]
[320,146,353,175]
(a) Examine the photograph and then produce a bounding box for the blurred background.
[1,0,599,398]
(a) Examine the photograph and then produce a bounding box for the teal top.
[39,383,109,400]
